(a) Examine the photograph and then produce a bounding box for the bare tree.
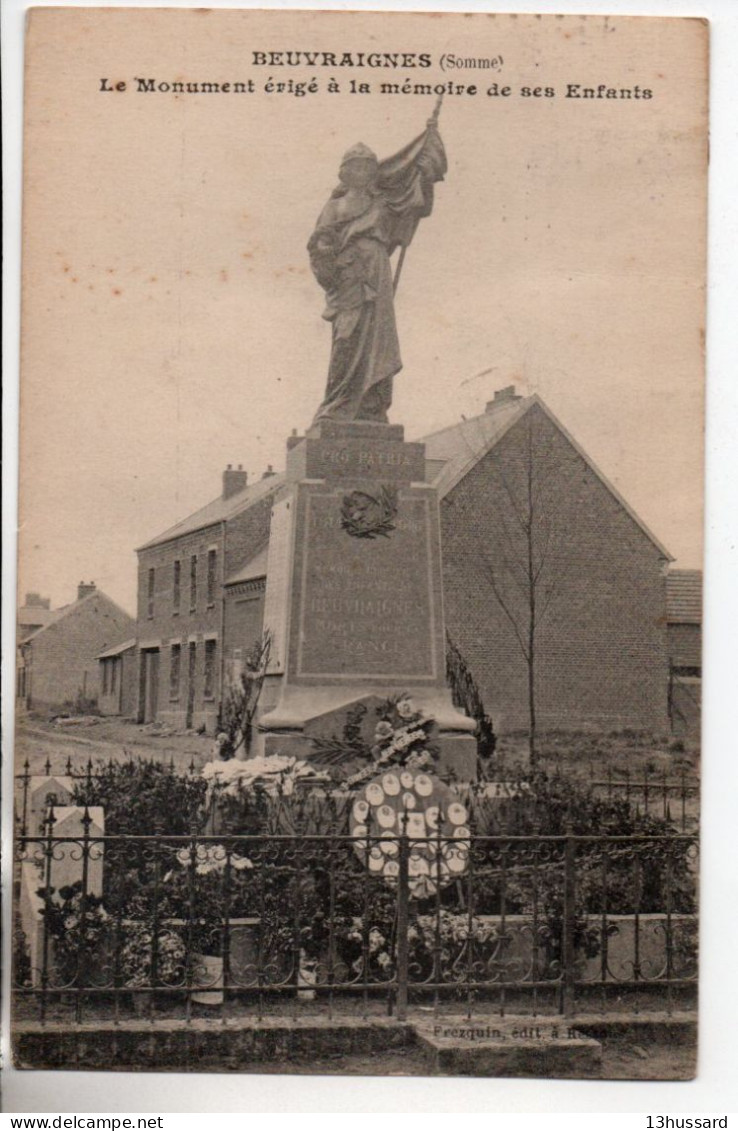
[479,410,561,768]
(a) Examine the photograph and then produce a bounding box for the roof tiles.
[666,569,702,623]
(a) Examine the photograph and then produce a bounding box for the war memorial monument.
[258,100,477,781]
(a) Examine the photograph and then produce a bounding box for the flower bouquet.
[202,754,330,799]
[341,696,439,789]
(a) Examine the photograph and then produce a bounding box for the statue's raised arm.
[308,109,446,425]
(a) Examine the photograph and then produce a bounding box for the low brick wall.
[469,913,696,985]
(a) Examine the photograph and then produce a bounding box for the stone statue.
[308,110,446,424]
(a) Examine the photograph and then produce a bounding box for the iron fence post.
[74,806,94,1024]
[149,821,163,1023]
[665,834,674,1017]
[39,802,56,1025]
[20,759,31,840]
[185,818,198,1022]
[222,839,232,1023]
[396,814,410,1022]
[561,821,576,1018]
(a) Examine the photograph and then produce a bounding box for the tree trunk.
[528,626,537,770]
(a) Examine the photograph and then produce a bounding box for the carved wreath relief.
[340,484,399,540]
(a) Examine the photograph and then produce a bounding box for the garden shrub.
[72,758,207,835]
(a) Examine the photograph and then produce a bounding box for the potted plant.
[159,841,259,1005]
[118,922,187,1014]
[36,881,109,991]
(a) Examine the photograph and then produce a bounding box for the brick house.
[136,391,681,735]
[19,583,135,713]
[666,569,702,738]
[134,466,279,731]
[16,593,54,703]
[17,592,54,642]
[424,390,673,733]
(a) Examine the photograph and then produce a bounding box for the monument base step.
[259,686,477,780]
[412,1016,602,1078]
[262,729,477,782]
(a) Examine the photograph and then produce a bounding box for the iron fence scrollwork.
[13,802,698,1028]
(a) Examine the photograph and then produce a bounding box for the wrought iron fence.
[13,808,698,1026]
[13,754,200,838]
[14,756,700,836]
[585,767,699,832]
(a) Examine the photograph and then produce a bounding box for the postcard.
[12,8,707,1082]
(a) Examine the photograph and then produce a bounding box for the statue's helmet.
[340,142,378,169]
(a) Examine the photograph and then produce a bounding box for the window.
[189,555,197,612]
[111,659,118,694]
[170,643,181,699]
[173,559,181,614]
[102,660,109,695]
[206,549,217,606]
[204,639,217,700]
[147,568,155,618]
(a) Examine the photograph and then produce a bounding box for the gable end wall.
[440,405,670,733]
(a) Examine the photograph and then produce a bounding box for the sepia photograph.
[8,5,709,1090]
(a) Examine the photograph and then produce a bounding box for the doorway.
[186,642,197,730]
[142,649,160,723]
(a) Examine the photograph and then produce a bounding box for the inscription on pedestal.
[287,436,426,485]
[295,490,438,680]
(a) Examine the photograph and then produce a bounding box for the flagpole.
[392,247,407,296]
[392,93,444,296]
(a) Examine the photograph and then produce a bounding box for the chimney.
[485,385,522,413]
[25,592,50,609]
[222,463,248,500]
[286,428,302,452]
[77,581,97,601]
[261,464,276,479]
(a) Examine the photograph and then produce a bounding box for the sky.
[17,9,707,614]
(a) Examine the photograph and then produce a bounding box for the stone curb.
[12,1012,697,1075]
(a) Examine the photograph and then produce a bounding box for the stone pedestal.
[258,419,476,779]
[19,806,104,987]
[50,806,105,896]
[27,776,74,835]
